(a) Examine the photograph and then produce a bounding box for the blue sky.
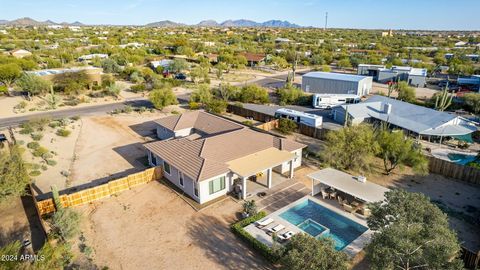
[1,0,479,30]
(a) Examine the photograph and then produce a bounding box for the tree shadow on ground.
[186,214,274,270]
[128,121,158,139]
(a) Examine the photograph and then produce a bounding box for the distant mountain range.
[0,17,302,28]
[0,17,85,26]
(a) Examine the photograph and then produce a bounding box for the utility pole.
[324,12,328,31]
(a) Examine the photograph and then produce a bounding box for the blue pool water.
[447,153,477,165]
[279,199,368,250]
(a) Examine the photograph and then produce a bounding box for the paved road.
[255,70,311,88]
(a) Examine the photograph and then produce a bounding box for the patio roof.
[227,147,295,178]
[308,168,389,203]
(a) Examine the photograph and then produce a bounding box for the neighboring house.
[26,66,103,86]
[240,52,266,67]
[78,53,108,62]
[10,49,32,58]
[275,37,291,44]
[332,95,477,142]
[150,59,173,71]
[302,72,372,96]
[144,111,306,204]
[358,64,427,87]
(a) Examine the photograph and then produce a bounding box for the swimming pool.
[447,153,477,165]
[279,199,368,250]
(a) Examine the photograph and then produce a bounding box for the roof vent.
[357,175,367,183]
[383,103,392,114]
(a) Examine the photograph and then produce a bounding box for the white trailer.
[274,108,322,127]
[312,94,361,109]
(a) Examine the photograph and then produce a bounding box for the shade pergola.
[308,168,389,203]
[227,147,295,178]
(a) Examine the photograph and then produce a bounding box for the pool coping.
[244,195,373,258]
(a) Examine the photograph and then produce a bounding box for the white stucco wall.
[198,173,231,204]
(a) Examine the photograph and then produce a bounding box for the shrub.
[29,170,41,176]
[230,211,280,262]
[27,141,40,149]
[19,124,34,134]
[242,120,253,126]
[48,121,61,128]
[189,101,200,110]
[33,146,49,157]
[277,85,304,105]
[30,133,43,141]
[46,159,57,166]
[130,83,146,93]
[277,118,297,134]
[205,99,228,114]
[42,152,53,160]
[123,105,133,113]
[51,208,81,240]
[70,116,80,121]
[41,165,48,171]
[56,129,71,137]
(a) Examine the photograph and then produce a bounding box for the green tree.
[277,84,304,105]
[217,83,239,101]
[377,129,429,175]
[149,86,178,110]
[396,81,416,103]
[277,118,298,134]
[53,70,90,95]
[270,56,290,70]
[101,58,122,73]
[0,240,22,269]
[280,234,348,270]
[190,66,208,84]
[190,84,213,105]
[205,99,227,114]
[463,92,480,114]
[0,145,31,204]
[0,63,22,90]
[216,62,228,79]
[238,85,269,104]
[322,124,379,172]
[337,58,352,70]
[32,241,74,269]
[169,58,188,73]
[367,189,463,270]
[15,73,52,96]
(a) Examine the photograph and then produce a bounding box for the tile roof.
[146,112,306,181]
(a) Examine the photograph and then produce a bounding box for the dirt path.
[79,181,272,270]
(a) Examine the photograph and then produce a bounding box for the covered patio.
[309,168,389,216]
[227,147,296,199]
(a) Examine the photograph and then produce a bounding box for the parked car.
[175,73,186,80]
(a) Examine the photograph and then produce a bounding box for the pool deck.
[430,148,476,163]
[244,195,373,257]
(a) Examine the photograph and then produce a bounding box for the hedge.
[230,211,281,263]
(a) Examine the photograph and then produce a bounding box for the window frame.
[208,176,226,195]
[179,171,184,187]
[163,161,171,175]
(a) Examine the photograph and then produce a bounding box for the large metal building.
[301,72,372,96]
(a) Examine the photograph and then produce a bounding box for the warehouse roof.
[303,72,369,82]
[339,95,477,136]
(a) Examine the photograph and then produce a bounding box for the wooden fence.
[227,104,330,140]
[36,167,162,215]
[461,246,480,269]
[428,156,480,185]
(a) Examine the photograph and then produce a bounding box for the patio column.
[289,160,294,179]
[267,168,272,189]
[242,177,247,199]
[148,151,152,166]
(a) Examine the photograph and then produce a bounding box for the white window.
[208,176,226,195]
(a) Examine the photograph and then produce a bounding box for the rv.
[312,94,361,109]
[274,108,322,127]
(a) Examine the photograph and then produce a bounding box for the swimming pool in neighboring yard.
[279,199,368,250]
[447,153,478,165]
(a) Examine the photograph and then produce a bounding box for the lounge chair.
[267,224,285,234]
[343,203,355,213]
[337,195,343,205]
[277,231,296,242]
[329,191,337,200]
[321,189,329,199]
[256,217,274,228]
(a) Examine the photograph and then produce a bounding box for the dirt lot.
[371,82,439,100]
[79,181,272,270]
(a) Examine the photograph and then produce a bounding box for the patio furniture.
[329,191,337,199]
[342,203,355,213]
[277,231,296,242]
[337,195,344,205]
[321,189,329,199]
[361,208,371,217]
[256,217,274,228]
[267,224,285,234]
[351,201,360,207]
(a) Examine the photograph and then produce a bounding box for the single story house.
[332,95,477,142]
[240,52,266,67]
[144,111,306,204]
[302,72,372,96]
[78,53,108,62]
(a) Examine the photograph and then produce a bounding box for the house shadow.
[113,142,150,168]
[129,121,158,139]
[185,214,274,270]
[20,194,46,251]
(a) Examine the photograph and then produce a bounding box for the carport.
[227,147,296,199]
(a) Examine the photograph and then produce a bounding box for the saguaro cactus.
[435,83,453,111]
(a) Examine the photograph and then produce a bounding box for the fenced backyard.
[36,167,162,215]
[428,156,480,185]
